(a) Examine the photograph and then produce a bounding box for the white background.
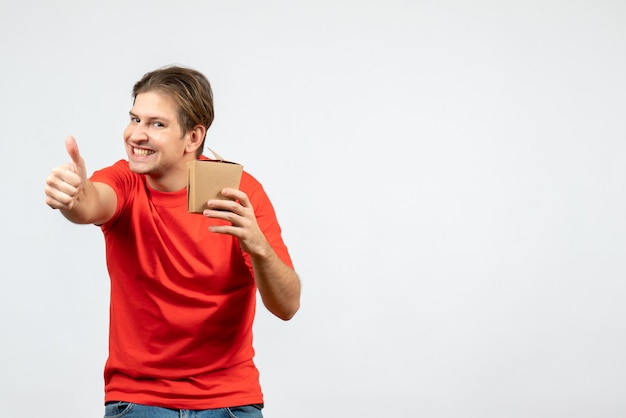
[1,1,625,417]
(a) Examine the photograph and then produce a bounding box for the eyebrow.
[129,111,171,122]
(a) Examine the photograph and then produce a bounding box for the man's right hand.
[45,136,87,211]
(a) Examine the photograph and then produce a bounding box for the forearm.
[203,187,301,319]
[61,180,114,225]
[251,244,301,321]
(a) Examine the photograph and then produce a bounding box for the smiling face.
[123,91,204,191]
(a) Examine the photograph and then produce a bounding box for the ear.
[186,125,206,154]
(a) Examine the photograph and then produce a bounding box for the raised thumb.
[65,136,82,163]
[64,135,86,178]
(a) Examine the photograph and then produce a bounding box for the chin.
[128,160,152,174]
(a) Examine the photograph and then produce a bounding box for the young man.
[44,66,300,418]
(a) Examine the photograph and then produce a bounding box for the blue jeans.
[104,402,263,418]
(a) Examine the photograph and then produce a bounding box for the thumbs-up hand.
[45,136,88,210]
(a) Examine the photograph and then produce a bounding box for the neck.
[146,164,189,192]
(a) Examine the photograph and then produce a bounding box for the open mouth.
[132,147,155,156]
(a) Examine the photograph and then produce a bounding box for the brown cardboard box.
[187,158,243,213]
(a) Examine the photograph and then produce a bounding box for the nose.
[127,122,148,142]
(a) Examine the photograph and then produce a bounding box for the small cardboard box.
[187,156,243,213]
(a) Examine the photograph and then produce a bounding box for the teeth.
[133,147,155,156]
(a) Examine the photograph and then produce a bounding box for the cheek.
[123,125,132,140]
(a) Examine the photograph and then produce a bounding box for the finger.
[65,136,82,166]
[207,224,241,236]
[48,165,83,188]
[206,198,238,211]
[221,188,248,206]
[203,207,241,225]
[44,184,79,210]
[45,166,82,208]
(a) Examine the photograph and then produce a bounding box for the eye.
[130,117,140,123]
[152,121,164,128]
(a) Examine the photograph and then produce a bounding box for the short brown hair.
[133,65,214,158]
